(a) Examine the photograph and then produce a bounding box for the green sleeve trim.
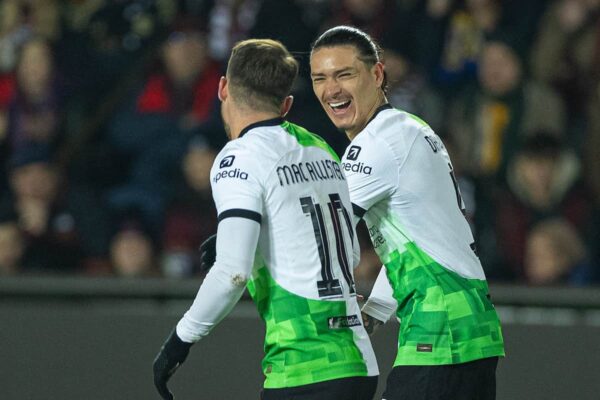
[281,121,340,162]
[405,112,430,128]
[392,106,430,128]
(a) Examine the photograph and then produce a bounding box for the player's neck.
[346,93,388,141]
[229,108,282,140]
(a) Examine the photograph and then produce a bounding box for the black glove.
[153,329,192,400]
[361,312,384,336]
[199,234,217,272]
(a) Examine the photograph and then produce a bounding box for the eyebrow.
[310,67,354,77]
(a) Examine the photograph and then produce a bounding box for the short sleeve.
[211,144,264,221]
[341,133,398,216]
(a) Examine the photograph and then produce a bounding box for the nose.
[323,78,342,99]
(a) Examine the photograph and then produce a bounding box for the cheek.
[312,84,324,100]
[353,79,373,105]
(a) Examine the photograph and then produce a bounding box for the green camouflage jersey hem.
[247,267,368,388]
[385,243,505,366]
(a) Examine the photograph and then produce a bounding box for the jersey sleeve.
[342,134,398,218]
[176,215,261,342]
[175,144,266,343]
[211,144,264,221]
[361,266,397,322]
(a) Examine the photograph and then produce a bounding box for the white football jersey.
[343,106,484,279]
[210,117,378,387]
[211,118,360,297]
[347,105,504,366]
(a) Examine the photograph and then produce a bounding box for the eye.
[338,72,352,78]
[312,77,324,83]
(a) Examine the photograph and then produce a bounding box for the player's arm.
[361,266,397,335]
[176,216,259,340]
[342,135,396,292]
[153,145,262,400]
[153,216,260,399]
[342,136,399,333]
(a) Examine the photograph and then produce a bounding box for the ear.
[280,95,294,117]
[373,62,385,88]
[217,76,228,101]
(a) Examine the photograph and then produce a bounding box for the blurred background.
[0,0,598,399]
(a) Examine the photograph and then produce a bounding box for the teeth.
[329,100,350,108]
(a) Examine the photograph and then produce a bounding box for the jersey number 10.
[300,193,356,299]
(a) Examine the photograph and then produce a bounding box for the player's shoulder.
[342,130,395,178]
[363,107,436,157]
[214,124,284,165]
[367,107,429,139]
[280,121,338,158]
[211,139,265,186]
[214,139,256,167]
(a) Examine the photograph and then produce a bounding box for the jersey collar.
[238,117,285,138]
[366,103,393,126]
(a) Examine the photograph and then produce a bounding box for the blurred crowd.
[0,0,598,286]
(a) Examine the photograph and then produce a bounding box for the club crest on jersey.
[346,145,361,161]
[219,155,235,168]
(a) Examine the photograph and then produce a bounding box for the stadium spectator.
[105,17,222,233]
[4,144,110,273]
[0,36,63,192]
[434,0,505,87]
[5,37,63,153]
[110,216,158,278]
[524,218,597,285]
[493,133,594,281]
[160,135,218,278]
[530,0,600,227]
[0,0,60,73]
[530,0,600,125]
[448,37,566,181]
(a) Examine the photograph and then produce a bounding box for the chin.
[327,114,350,130]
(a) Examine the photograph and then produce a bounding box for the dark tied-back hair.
[311,26,388,93]
[227,39,299,112]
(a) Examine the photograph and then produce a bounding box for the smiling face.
[310,45,385,139]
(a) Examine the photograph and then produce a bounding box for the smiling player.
[310,26,505,400]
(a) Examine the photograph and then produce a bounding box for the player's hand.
[361,312,384,336]
[153,329,192,400]
[199,234,217,272]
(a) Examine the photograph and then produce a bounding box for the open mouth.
[328,100,352,114]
